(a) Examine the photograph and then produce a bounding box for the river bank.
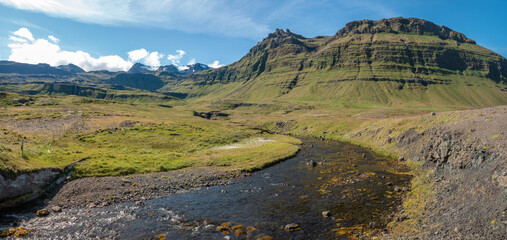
[1,105,505,239]
[2,137,411,239]
[265,106,507,239]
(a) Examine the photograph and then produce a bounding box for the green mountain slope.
[170,17,507,108]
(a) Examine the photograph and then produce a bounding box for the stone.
[322,211,331,217]
[284,223,300,231]
[386,182,393,186]
[307,160,317,167]
[51,206,62,212]
[430,112,436,116]
[398,156,405,161]
[36,209,49,217]
[135,201,145,206]
[394,186,401,192]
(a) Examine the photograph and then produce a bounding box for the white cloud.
[128,48,164,69]
[9,36,27,43]
[8,28,132,71]
[12,27,34,41]
[177,65,189,71]
[48,35,59,43]
[0,0,270,39]
[145,51,163,68]
[188,58,196,65]
[167,50,186,65]
[7,27,211,72]
[128,48,149,62]
[208,60,223,68]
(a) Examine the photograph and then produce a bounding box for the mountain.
[171,17,507,108]
[56,64,85,73]
[157,64,179,73]
[128,63,155,74]
[128,63,211,75]
[0,61,72,75]
[108,73,164,91]
[178,63,211,75]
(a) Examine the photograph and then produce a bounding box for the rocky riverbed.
[1,137,411,239]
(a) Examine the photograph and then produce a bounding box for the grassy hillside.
[169,18,507,109]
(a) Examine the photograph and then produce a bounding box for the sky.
[0,0,505,72]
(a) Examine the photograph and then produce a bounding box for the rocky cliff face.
[173,17,507,107]
[335,17,476,44]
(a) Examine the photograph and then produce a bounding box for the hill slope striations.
[172,17,507,108]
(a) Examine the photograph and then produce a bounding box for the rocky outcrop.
[335,17,476,44]
[393,110,507,239]
[193,111,230,120]
[0,168,61,209]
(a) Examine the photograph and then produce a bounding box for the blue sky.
[0,0,505,71]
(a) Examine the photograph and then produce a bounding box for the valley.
[0,17,506,239]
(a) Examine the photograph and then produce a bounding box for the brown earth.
[392,106,507,239]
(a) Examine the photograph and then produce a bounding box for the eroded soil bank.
[394,107,507,239]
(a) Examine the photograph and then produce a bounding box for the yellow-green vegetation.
[387,160,435,238]
[0,95,301,178]
[172,26,507,109]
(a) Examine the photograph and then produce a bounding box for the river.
[1,137,411,239]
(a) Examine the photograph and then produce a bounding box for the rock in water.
[284,223,300,231]
[322,211,331,217]
[307,160,317,167]
[36,209,49,217]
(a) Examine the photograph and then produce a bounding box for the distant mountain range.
[127,62,211,75]
[1,17,506,108]
[0,61,85,75]
[0,60,211,76]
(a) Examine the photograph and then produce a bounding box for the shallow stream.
[2,137,411,239]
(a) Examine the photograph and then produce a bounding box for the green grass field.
[0,94,303,177]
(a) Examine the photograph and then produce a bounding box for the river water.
[2,137,411,239]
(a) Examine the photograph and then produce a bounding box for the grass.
[0,96,302,177]
[170,31,507,109]
[388,160,435,238]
